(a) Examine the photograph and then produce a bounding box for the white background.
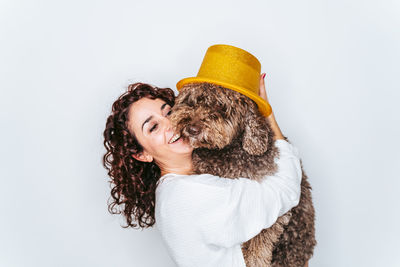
[1,0,399,266]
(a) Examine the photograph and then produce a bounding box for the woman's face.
[127,97,193,163]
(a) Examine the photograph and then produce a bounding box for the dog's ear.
[242,111,271,155]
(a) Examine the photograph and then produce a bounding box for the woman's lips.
[168,134,181,144]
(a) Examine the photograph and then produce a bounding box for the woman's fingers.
[259,74,282,138]
[259,73,269,102]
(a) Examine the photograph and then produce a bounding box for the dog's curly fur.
[169,82,316,267]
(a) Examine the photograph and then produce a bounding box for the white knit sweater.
[155,139,302,267]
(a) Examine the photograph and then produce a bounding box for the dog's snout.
[187,124,201,136]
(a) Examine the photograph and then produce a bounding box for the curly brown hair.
[103,82,175,228]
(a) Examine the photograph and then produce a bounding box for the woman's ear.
[131,151,153,162]
[242,111,270,156]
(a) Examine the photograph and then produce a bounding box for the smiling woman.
[103,83,179,228]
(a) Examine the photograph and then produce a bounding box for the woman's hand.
[259,73,285,140]
[259,73,270,103]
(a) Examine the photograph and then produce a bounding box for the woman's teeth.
[169,134,181,144]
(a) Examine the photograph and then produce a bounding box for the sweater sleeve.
[155,139,302,250]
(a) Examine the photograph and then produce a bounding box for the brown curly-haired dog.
[169,82,316,267]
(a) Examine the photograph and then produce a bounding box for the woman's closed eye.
[149,123,158,132]
[148,106,171,133]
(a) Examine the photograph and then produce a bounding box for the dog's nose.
[187,124,201,136]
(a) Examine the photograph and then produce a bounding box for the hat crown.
[197,45,261,96]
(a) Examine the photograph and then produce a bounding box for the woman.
[103,74,302,267]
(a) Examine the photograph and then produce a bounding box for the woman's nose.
[162,117,173,132]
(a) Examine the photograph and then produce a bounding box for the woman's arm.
[259,73,285,140]
[156,139,302,249]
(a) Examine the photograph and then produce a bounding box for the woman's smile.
[168,133,181,144]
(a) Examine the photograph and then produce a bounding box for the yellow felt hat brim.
[176,77,272,117]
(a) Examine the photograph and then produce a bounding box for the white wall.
[1,0,399,266]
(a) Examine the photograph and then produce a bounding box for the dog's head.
[169,83,272,155]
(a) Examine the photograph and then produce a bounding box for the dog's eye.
[216,102,227,111]
[210,113,218,120]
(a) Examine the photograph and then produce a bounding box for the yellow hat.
[176,44,272,117]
